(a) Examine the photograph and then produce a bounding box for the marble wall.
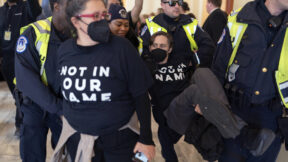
[125,0,253,25]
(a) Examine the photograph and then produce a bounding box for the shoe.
[14,127,20,138]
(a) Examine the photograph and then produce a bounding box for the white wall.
[125,0,206,24]
[233,0,253,9]
[0,0,5,6]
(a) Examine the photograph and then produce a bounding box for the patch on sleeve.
[217,29,226,44]
[140,25,148,36]
[16,36,28,53]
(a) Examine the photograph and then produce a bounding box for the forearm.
[131,0,143,24]
[15,56,62,114]
[134,92,154,145]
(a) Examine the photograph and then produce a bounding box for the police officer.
[212,0,288,161]
[14,0,68,161]
[0,0,41,136]
[141,0,215,68]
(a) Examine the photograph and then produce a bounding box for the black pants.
[67,128,138,162]
[153,107,182,162]
[20,102,62,162]
[1,58,22,128]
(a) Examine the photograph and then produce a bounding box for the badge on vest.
[4,31,11,41]
[141,25,148,36]
[16,36,28,53]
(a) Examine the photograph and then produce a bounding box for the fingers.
[133,142,155,160]
[144,146,155,160]
[194,104,202,115]
[133,142,140,153]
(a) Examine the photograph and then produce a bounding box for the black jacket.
[164,68,246,138]
[203,8,228,45]
[184,115,223,162]
[141,13,215,67]
[15,23,68,115]
[0,0,41,58]
[163,69,227,161]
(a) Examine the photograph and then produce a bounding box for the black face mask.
[87,20,111,43]
[150,48,168,63]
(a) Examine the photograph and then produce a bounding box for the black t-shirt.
[58,36,153,135]
[149,59,190,111]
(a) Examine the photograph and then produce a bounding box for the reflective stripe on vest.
[20,17,52,86]
[145,16,199,52]
[275,28,288,108]
[226,8,248,73]
[137,37,143,55]
[226,8,288,108]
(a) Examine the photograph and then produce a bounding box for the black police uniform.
[57,36,154,161]
[149,59,190,162]
[14,23,67,161]
[141,13,215,67]
[0,0,41,128]
[212,0,288,161]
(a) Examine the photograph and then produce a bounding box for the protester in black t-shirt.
[108,4,139,49]
[147,31,190,161]
[56,0,155,161]
[104,0,143,30]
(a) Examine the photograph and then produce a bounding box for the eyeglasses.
[162,0,183,7]
[77,11,111,21]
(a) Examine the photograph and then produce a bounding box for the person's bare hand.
[194,104,202,115]
[133,142,155,160]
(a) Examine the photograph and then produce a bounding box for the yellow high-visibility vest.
[17,17,52,86]
[145,16,199,52]
[137,37,143,55]
[226,9,288,108]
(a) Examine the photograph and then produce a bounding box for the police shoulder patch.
[16,36,28,53]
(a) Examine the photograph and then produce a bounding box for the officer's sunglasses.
[77,11,111,21]
[162,0,183,7]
